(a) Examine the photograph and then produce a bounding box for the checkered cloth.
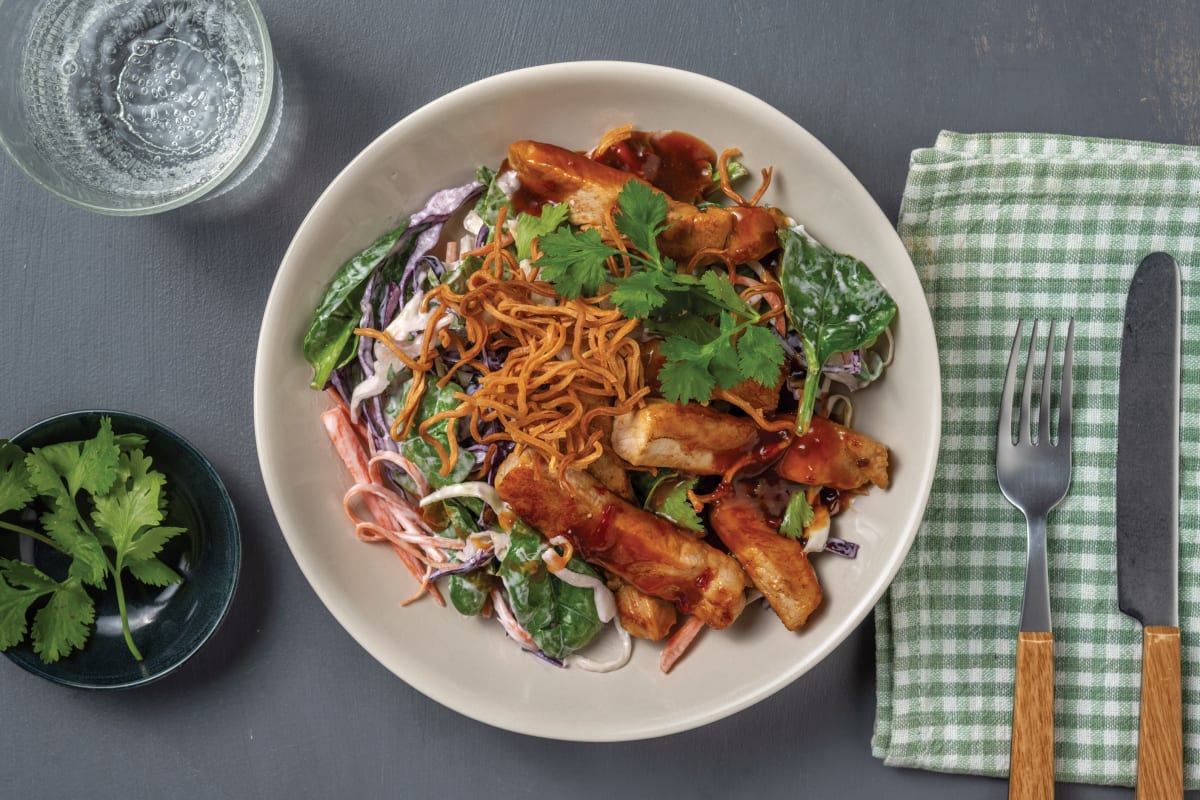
[872,131,1200,786]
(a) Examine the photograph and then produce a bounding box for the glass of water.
[0,0,274,215]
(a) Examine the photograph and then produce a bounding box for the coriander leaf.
[39,505,108,587]
[779,226,898,432]
[123,526,187,563]
[31,578,94,663]
[779,491,815,539]
[113,433,148,451]
[610,270,673,318]
[648,475,704,532]
[699,270,754,317]
[515,202,570,262]
[0,573,44,650]
[25,444,77,508]
[614,179,668,261]
[92,465,164,554]
[125,558,182,587]
[737,324,787,387]
[89,447,169,663]
[0,558,59,593]
[709,318,744,390]
[0,440,34,515]
[658,335,708,365]
[657,354,717,405]
[75,417,120,496]
[643,315,720,344]
[536,227,621,298]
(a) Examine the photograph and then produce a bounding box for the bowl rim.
[2,408,242,689]
[255,59,942,739]
[0,0,276,217]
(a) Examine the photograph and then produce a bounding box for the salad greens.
[303,223,411,390]
[387,379,473,489]
[498,521,603,660]
[778,226,898,433]
[643,472,704,532]
[779,491,815,540]
[0,419,186,663]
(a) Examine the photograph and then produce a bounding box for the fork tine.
[999,320,1025,445]
[1058,319,1075,446]
[1038,320,1056,445]
[1019,320,1039,444]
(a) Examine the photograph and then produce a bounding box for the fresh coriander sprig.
[0,420,186,663]
[530,179,786,405]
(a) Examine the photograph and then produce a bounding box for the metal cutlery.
[1116,252,1184,799]
[997,318,1075,799]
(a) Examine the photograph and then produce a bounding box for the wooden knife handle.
[1010,630,1055,800]
[1136,626,1182,800]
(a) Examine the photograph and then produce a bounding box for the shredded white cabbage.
[420,481,509,518]
[565,618,632,673]
[349,290,452,423]
[804,513,830,554]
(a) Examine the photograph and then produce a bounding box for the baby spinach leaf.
[388,379,473,490]
[498,521,603,659]
[449,572,491,616]
[778,226,897,433]
[303,222,410,389]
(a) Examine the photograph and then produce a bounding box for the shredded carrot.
[660,617,706,673]
[321,406,446,606]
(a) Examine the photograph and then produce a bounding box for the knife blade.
[1116,251,1182,799]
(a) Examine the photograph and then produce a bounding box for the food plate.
[254,61,940,740]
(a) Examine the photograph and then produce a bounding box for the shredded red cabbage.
[824,537,859,558]
[427,547,495,582]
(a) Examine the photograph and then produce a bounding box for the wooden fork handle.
[1136,626,1182,800]
[1009,630,1055,800]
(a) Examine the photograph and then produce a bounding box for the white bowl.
[254,61,940,741]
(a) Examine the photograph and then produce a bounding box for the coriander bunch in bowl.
[0,417,186,664]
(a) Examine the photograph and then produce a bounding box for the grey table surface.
[3,1,1199,797]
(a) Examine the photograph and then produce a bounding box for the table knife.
[1116,251,1183,799]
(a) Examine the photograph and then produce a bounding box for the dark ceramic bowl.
[1,410,240,688]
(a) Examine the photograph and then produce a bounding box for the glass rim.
[0,0,276,216]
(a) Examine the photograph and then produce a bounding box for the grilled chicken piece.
[495,449,747,629]
[777,415,890,490]
[615,584,677,641]
[709,492,822,630]
[610,400,788,475]
[508,140,787,266]
[586,447,635,501]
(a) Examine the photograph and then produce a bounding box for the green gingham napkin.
[872,131,1200,786]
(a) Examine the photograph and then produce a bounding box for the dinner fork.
[996,319,1075,800]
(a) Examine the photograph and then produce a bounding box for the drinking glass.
[0,0,275,215]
